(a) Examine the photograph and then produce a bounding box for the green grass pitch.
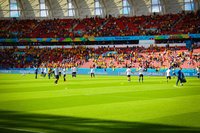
[0,74,200,133]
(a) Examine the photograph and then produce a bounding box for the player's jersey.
[138,67,144,75]
[58,68,62,72]
[35,68,38,74]
[197,67,200,73]
[166,69,171,76]
[44,68,48,74]
[63,68,66,75]
[72,67,77,72]
[54,68,59,76]
[90,68,95,73]
[41,68,44,73]
[126,68,131,75]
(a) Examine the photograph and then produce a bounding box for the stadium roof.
[0,0,199,19]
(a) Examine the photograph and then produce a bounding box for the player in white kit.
[126,66,133,82]
[166,68,171,82]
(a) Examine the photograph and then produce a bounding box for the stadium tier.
[0,46,199,69]
[0,11,200,38]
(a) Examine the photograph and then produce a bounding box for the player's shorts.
[127,75,131,77]
[139,74,143,77]
[55,75,59,79]
[167,76,171,79]
[72,72,76,77]
[59,72,62,76]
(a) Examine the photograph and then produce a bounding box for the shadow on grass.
[0,110,199,133]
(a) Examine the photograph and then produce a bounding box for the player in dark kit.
[48,68,52,79]
[34,66,38,79]
[176,67,184,86]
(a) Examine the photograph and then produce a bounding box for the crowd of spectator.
[0,46,90,68]
[0,11,200,38]
[0,45,199,69]
[92,45,199,69]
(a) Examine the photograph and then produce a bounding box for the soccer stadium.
[0,0,200,132]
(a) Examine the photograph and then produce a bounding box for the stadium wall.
[0,68,197,77]
[0,43,187,49]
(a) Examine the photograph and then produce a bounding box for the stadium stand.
[0,1,199,71]
[0,11,200,38]
[0,46,199,69]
